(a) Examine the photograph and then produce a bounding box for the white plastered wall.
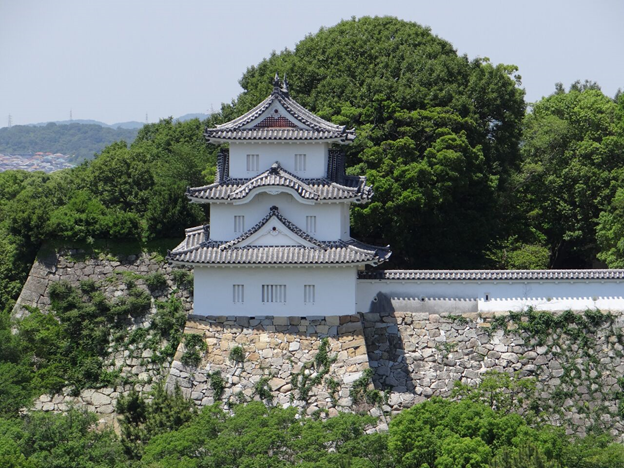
[356,279,624,313]
[229,142,328,178]
[194,266,357,316]
[210,193,346,241]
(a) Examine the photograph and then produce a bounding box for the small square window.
[233,284,244,303]
[295,154,306,172]
[306,215,316,234]
[304,285,315,305]
[234,215,245,233]
[262,284,286,303]
[246,154,259,172]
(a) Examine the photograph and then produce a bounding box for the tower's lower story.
[168,209,391,317]
[193,266,357,317]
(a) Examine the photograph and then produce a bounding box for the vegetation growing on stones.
[0,264,187,416]
[290,338,337,402]
[180,333,207,367]
[228,345,245,363]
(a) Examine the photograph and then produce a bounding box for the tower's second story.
[185,74,374,243]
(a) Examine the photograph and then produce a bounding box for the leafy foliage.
[180,333,207,367]
[116,384,196,460]
[513,83,624,268]
[222,16,526,268]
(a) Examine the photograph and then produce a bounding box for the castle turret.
[168,75,390,316]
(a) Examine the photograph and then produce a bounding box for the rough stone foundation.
[13,248,624,438]
[167,314,370,417]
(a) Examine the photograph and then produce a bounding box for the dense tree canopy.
[219,16,526,268]
[514,82,624,268]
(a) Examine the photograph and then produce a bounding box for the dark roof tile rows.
[187,162,372,204]
[204,86,355,143]
[167,207,390,266]
[169,242,388,266]
[358,270,624,281]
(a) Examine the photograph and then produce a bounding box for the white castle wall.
[194,266,357,317]
[356,278,624,313]
[229,142,328,178]
[210,193,347,241]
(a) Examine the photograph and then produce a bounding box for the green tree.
[597,187,624,267]
[214,16,526,267]
[516,83,624,267]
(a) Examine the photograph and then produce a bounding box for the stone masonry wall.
[13,247,193,426]
[364,297,624,439]
[167,314,370,418]
[13,248,624,438]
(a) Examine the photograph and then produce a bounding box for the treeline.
[0,123,140,162]
[2,391,624,467]
[0,117,212,311]
[0,16,623,312]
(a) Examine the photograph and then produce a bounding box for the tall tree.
[517,82,624,268]
[216,16,526,267]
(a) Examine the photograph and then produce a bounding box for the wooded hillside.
[0,16,623,466]
[0,123,139,162]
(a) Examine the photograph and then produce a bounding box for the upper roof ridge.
[204,73,355,143]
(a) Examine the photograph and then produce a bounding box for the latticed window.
[262,284,286,303]
[295,154,306,172]
[304,285,315,305]
[233,285,244,303]
[246,154,259,172]
[234,215,244,233]
[306,215,316,234]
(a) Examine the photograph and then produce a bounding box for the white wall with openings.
[356,279,624,314]
[229,142,328,178]
[210,193,346,241]
[194,266,358,316]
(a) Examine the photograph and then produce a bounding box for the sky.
[0,0,622,128]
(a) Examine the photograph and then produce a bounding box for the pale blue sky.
[0,0,622,128]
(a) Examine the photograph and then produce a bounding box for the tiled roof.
[204,80,355,143]
[187,162,372,204]
[167,207,391,266]
[358,270,624,281]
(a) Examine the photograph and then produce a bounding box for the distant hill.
[1,114,211,163]
[175,113,210,122]
[0,123,140,163]
[30,119,144,130]
[29,113,210,130]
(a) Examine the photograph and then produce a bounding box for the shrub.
[171,269,193,291]
[181,333,206,367]
[229,346,245,363]
[145,272,167,292]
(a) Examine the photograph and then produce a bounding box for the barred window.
[304,285,315,305]
[233,284,244,303]
[234,215,245,233]
[295,153,306,172]
[262,284,286,303]
[306,215,317,234]
[246,154,259,172]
